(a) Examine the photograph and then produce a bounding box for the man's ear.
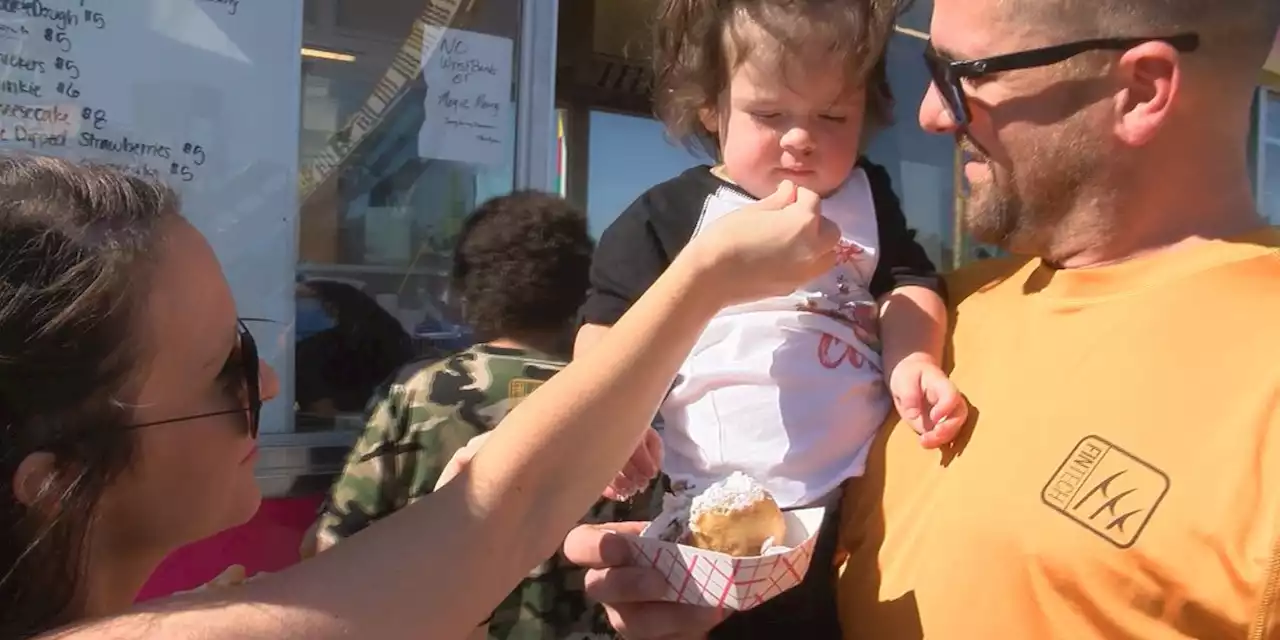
[1112,40,1182,147]
[12,451,58,508]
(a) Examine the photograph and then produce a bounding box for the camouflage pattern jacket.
[314,344,661,639]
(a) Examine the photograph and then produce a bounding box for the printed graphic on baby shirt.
[815,333,871,371]
[831,236,877,291]
[795,275,882,353]
[836,239,866,265]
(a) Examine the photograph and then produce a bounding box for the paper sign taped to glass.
[418,27,514,167]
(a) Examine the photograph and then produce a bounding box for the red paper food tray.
[623,507,824,611]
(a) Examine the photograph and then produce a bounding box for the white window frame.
[513,0,560,192]
[1260,88,1280,222]
[1259,88,1268,206]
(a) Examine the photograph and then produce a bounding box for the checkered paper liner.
[622,507,824,611]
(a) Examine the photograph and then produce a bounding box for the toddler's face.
[702,52,866,200]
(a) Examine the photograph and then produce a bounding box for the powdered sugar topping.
[689,471,771,521]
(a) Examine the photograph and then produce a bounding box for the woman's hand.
[564,523,725,639]
[682,180,839,307]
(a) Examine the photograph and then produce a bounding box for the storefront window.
[584,111,707,235]
[297,0,526,431]
[0,0,553,438]
[0,1,307,434]
[1260,89,1280,223]
[865,28,963,268]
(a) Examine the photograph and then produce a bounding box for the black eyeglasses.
[923,33,1200,128]
[125,319,262,438]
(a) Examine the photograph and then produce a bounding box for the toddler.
[580,0,968,518]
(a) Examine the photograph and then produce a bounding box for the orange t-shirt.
[837,229,1280,639]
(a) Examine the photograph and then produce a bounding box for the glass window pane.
[1263,142,1280,222]
[585,111,708,236]
[865,32,960,267]
[336,0,420,34]
[298,0,522,429]
[1267,91,1280,142]
[1262,92,1280,223]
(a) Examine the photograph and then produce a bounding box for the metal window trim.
[894,25,929,41]
[1260,87,1271,211]
[514,0,560,192]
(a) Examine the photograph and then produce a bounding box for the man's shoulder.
[943,256,1036,302]
[461,345,567,388]
[1203,228,1280,291]
[391,346,565,407]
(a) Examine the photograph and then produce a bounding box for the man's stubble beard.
[961,126,1108,257]
[962,169,1023,249]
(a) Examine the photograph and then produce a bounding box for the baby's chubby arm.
[879,286,968,448]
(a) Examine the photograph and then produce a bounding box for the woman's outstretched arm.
[48,182,835,640]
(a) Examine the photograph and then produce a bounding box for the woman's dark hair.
[0,155,177,637]
[653,0,903,157]
[450,191,594,343]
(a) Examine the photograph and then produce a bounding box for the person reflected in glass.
[294,278,415,417]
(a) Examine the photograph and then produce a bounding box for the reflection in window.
[336,0,425,33]
[585,111,708,235]
[296,0,521,428]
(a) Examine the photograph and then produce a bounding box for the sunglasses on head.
[126,319,262,438]
[923,33,1201,128]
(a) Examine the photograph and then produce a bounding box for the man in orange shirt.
[562,0,1280,637]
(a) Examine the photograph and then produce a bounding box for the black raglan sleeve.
[862,159,948,301]
[578,192,673,327]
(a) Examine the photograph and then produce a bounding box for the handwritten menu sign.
[0,0,304,433]
[418,27,513,167]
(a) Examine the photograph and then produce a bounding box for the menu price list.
[0,0,212,184]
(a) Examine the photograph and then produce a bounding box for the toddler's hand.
[889,356,968,449]
[173,564,262,597]
[435,431,493,491]
[603,428,663,501]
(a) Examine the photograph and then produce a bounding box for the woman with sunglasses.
[0,154,836,639]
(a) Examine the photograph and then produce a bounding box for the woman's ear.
[12,451,58,508]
